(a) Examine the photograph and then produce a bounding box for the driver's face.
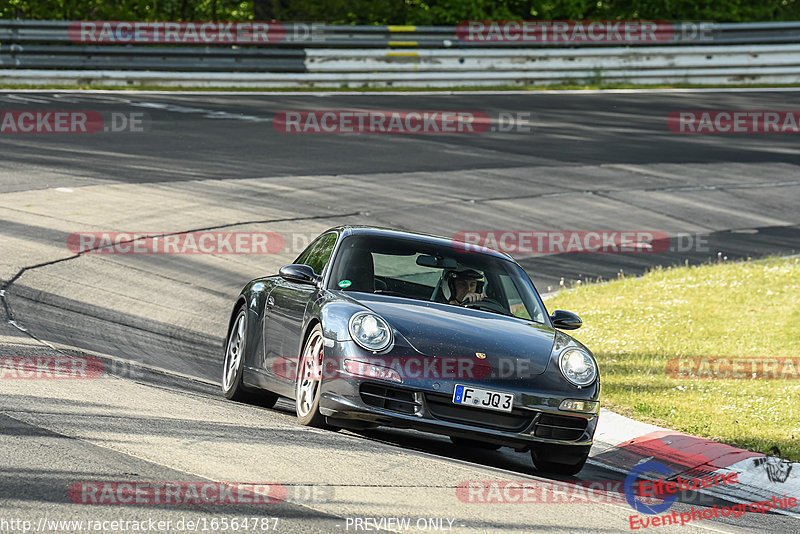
[454,278,477,299]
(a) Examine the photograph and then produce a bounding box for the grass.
[2,83,800,92]
[545,255,800,462]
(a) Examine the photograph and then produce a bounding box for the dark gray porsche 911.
[222,226,599,474]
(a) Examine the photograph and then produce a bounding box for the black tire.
[450,436,502,450]
[222,306,278,408]
[531,445,589,475]
[295,324,328,427]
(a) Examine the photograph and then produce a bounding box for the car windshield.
[327,234,547,323]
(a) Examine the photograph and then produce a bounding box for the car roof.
[328,225,514,262]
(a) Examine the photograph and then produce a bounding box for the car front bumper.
[318,338,598,451]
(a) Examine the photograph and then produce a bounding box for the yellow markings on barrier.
[388,26,416,32]
[388,41,418,47]
[386,52,420,57]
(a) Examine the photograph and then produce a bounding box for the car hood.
[352,293,554,376]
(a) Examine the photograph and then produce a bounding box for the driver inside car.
[447,269,485,305]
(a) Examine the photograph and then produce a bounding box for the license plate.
[452,384,514,413]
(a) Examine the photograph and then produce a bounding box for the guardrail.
[0,45,307,72]
[2,19,800,87]
[4,20,800,47]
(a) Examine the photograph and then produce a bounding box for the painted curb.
[592,408,800,518]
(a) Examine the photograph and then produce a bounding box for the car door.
[261,231,338,395]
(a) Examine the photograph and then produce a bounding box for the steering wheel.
[460,297,508,314]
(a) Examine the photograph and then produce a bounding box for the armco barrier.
[0,45,307,72]
[1,19,800,86]
[4,20,800,47]
[3,63,799,87]
[304,44,800,73]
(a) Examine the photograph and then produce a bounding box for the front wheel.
[222,306,278,408]
[295,325,328,427]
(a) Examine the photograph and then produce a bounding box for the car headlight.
[558,349,597,387]
[348,312,393,352]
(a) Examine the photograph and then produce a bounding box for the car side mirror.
[550,309,582,330]
[279,264,319,285]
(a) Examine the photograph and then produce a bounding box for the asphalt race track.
[1,89,799,533]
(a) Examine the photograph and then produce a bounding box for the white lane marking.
[129,101,270,122]
[2,94,54,103]
[0,92,270,122]
[658,180,800,193]
[8,320,28,332]
[51,93,85,103]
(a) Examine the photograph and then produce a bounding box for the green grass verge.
[545,255,800,462]
[2,83,800,92]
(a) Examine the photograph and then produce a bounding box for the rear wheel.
[222,306,278,408]
[295,325,328,427]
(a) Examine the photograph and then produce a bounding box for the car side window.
[300,232,338,276]
[294,239,318,267]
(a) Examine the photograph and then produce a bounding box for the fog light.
[343,359,402,383]
[559,399,599,413]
